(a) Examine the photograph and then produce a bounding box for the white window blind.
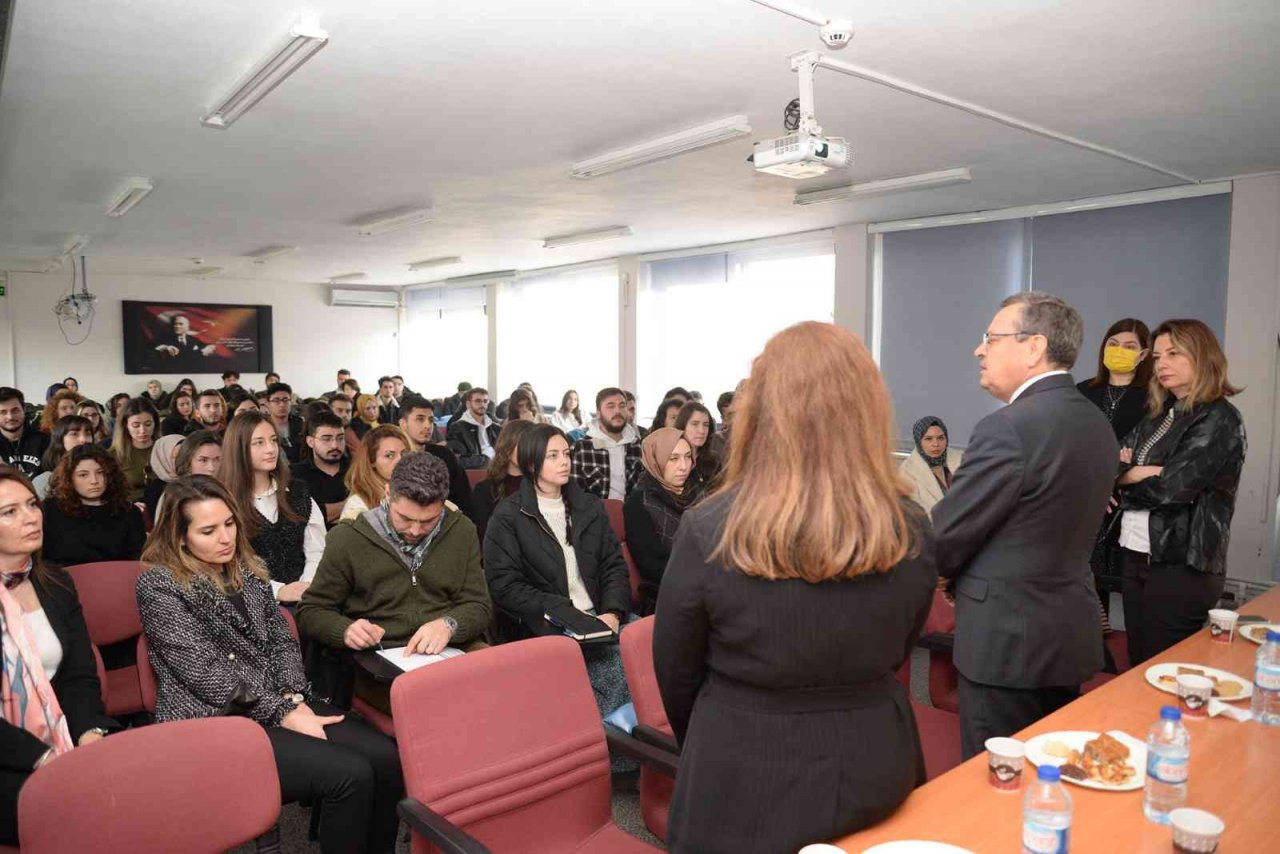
[404,286,487,398]
[495,263,619,410]
[637,239,834,424]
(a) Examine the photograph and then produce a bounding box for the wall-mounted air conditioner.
[329,288,399,308]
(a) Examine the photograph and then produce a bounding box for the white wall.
[1,272,399,401]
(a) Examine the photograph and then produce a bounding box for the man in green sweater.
[298,452,491,710]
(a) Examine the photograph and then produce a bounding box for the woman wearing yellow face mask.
[1078,318,1152,670]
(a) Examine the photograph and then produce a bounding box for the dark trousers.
[957,675,1079,760]
[1121,549,1225,667]
[267,700,403,854]
[0,768,28,846]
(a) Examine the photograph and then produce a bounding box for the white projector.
[752,133,850,179]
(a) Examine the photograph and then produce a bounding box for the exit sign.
[0,285,6,296]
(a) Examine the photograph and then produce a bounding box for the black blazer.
[654,490,936,853]
[483,480,632,630]
[932,374,1119,689]
[1,569,119,772]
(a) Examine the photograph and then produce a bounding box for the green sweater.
[296,511,491,650]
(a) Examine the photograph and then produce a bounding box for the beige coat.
[900,447,964,515]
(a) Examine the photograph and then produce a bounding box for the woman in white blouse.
[217,412,326,604]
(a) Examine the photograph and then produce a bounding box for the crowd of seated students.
[0,312,1248,853]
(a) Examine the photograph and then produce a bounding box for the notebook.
[544,604,614,641]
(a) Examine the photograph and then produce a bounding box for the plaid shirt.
[571,436,644,499]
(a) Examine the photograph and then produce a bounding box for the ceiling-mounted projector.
[751,132,849,179]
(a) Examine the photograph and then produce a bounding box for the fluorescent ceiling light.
[183,266,225,278]
[793,167,972,206]
[329,272,368,283]
[104,177,154,217]
[61,235,90,257]
[355,207,433,237]
[201,19,329,129]
[408,256,463,272]
[571,115,752,180]
[245,245,297,263]
[543,226,633,249]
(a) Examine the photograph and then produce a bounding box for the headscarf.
[912,416,950,470]
[355,394,380,426]
[150,434,185,482]
[641,427,689,495]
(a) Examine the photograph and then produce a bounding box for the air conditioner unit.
[329,288,399,309]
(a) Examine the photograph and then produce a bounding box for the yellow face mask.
[1103,346,1142,375]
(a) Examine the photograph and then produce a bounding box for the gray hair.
[388,451,451,506]
[1000,292,1083,369]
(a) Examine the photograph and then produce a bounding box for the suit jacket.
[932,374,1118,689]
[899,447,964,515]
[135,568,311,727]
[1,569,119,772]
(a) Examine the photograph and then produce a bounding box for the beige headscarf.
[640,427,688,495]
[150,434,185,482]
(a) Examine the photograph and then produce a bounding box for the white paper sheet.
[375,646,465,673]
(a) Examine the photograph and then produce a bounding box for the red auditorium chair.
[621,543,643,611]
[466,469,487,488]
[603,498,626,544]
[618,616,677,842]
[65,561,149,718]
[894,659,962,781]
[17,718,281,853]
[917,589,959,713]
[391,635,665,853]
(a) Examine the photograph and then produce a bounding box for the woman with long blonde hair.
[653,321,937,853]
[339,424,409,522]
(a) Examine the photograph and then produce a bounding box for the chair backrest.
[18,717,280,853]
[923,589,956,635]
[65,561,149,645]
[622,543,642,607]
[390,636,613,853]
[466,468,487,488]
[91,644,110,706]
[619,616,670,736]
[603,498,625,543]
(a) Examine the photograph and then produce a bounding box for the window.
[637,238,835,425]
[495,263,619,412]
[403,286,487,399]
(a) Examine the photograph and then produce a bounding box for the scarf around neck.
[0,566,75,758]
[640,427,690,498]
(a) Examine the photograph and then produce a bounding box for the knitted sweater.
[249,480,313,585]
[296,511,491,650]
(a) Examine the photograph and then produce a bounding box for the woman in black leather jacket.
[1115,319,1245,665]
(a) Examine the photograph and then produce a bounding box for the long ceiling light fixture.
[794,167,972,205]
[570,115,752,179]
[245,245,297,263]
[408,256,463,272]
[329,272,368,283]
[355,207,433,237]
[61,235,91,257]
[201,18,329,129]
[543,226,633,249]
[104,177,154,217]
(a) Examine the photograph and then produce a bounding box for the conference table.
[833,585,1280,852]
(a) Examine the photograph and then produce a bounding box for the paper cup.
[985,737,1025,791]
[1176,674,1214,719]
[1207,609,1238,645]
[1170,807,1224,852]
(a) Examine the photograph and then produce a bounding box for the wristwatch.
[79,727,109,745]
[443,616,458,638]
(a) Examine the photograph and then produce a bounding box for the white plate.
[1144,662,1253,702]
[1239,623,1280,645]
[1024,730,1146,791]
[861,843,974,854]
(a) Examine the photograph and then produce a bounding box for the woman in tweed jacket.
[136,475,402,853]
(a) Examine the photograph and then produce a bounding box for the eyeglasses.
[268,397,291,405]
[981,330,1029,347]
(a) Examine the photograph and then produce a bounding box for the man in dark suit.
[933,292,1118,759]
[153,314,215,369]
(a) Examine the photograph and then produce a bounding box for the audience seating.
[17,718,281,853]
[618,616,676,842]
[65,561,149,717]
[466,469,487,488]
[917,590,959,713]
[351,695,396,739]
[621,543,643,612]
[603,499,625,545]
[390,635,663,853]
[894,660,963,781]
[91,644,110,707]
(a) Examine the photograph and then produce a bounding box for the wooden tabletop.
[833,585,1280,853]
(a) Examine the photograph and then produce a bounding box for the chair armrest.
[397,798,491,854]
[916,632,954,654]
[632,724,680,755]
[605,726,679,777]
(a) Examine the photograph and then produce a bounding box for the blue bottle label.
[1147,752,1188,784]
[1256,663,1280,692]
[1022,821,1069,853]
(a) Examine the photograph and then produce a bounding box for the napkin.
[1208,698,1252,722]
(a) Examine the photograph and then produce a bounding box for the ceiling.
[1,0,1277,286]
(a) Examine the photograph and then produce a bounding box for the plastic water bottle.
[1143,705,1190,824]
[1022,764,1072,853]
[1251,629,1280,726]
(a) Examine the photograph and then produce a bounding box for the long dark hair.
[218,411,302,537]
[1089,318,1153,388]
[651,398,684,430]
[50,444,132,516]
[174,378,197,398]
[558,389,583,425]
[110,396,159,462]
[176,429,220,475]
[517,423,574,535]
[42,414,92,471]
[485,419,534,499]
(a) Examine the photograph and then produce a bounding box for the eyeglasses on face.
[980,330,1030,347]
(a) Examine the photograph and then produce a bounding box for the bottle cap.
[1266,630,1280,643]
[1037,764,1061,783]
[1161,705,1182,721]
